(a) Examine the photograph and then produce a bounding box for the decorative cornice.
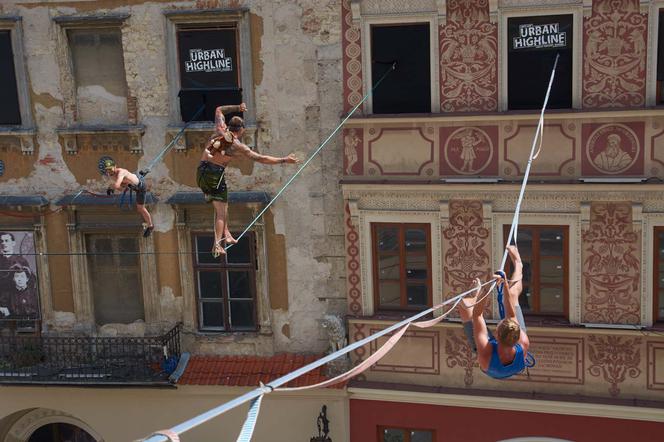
[345,107,664,126]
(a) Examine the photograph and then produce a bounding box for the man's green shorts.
[197,161,228,203]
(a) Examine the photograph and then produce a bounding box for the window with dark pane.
[0,31,21,125]
[380,427,434,442]
[370,24,431,114]
[85,234,144,325]
[177,25,242,122]
[503,225,568,317]
[507,15,573,110]
[372,223,432,310]
[654,228,664,322]
[192,232,257,331]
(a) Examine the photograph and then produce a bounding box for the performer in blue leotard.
[459,245,533,379]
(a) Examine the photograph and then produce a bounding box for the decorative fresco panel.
[440,126,498,176]
[439,0,498,112]
[588,335,642,397]
[582,0,647,108]
[503,124,576,177]
[343,128,363,176]
[344,203,362,315]
[647,341,664,390]
[582,202,641,324]
[581,122,644,176]
[367,128,434,176]
[444,328,477,386]
[510,336,584,384]
[342,0,363,113]
[369,328,440,375]
[442,200,491,317]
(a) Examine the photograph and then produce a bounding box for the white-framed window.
[361,15,440,114]
[0,16,33,129]
[359,211,442,316]
[500,8,582,111]
[164,9,255,125]
[493,213,580,323]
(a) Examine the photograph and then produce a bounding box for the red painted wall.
[350,399,664,442]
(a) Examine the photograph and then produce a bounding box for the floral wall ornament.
[442,200,491,316]
[582,202,641,324]
[588,335,642,396]
[582,0,647,108]
[445,330,477,386]
[440,0,498,112]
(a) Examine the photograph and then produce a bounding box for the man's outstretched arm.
[235,141,300,165]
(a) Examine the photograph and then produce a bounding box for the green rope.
[226,63,396,250]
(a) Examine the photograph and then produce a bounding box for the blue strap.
[119,188,134,210]
[526,351,536,368]
[494,270,507,320]
[236,394,264,442]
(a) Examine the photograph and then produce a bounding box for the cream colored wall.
[0,386,349,442]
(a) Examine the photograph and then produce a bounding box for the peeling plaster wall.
[0,0,344,354]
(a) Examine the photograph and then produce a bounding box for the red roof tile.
[178,353,346,389]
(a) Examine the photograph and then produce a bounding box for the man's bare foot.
[462,278,482,308]
[506,245,522,263]
[224,234,238,245]
[212,241,226,258]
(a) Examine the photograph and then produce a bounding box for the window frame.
[653,226,664,323]
[191,230,258,332]
[360,14,440,114]
[371,222,433,311]
[164,9,256,126]
[377,426,435,442]
[502,224,569,318]
[499,7,583,111]
[84,232,145,325]
[65,207,159,329]
[0,16,34,130]
[53,14,133,129]
[65,26,130,126]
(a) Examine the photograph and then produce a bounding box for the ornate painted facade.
[343,0,664,440]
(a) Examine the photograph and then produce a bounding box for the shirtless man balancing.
[459,245,531,379]
[104,159,154,237]
[198,112,300,257]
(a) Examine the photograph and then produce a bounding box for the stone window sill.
[0,126,36,155]
[56,124,145,154]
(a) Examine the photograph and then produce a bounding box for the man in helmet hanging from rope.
[198,105,300,257]
[104,159,154,237]
[459,245,533,379]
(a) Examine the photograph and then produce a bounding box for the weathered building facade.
[0,0,348,440]
[342,0,664,441]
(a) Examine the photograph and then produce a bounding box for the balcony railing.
[0,323,181,385]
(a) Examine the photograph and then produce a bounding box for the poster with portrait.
[0,231,40,321]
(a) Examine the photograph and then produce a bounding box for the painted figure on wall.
[593,134,632,173]
[0,231,40,320]
[344,129,360,175]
